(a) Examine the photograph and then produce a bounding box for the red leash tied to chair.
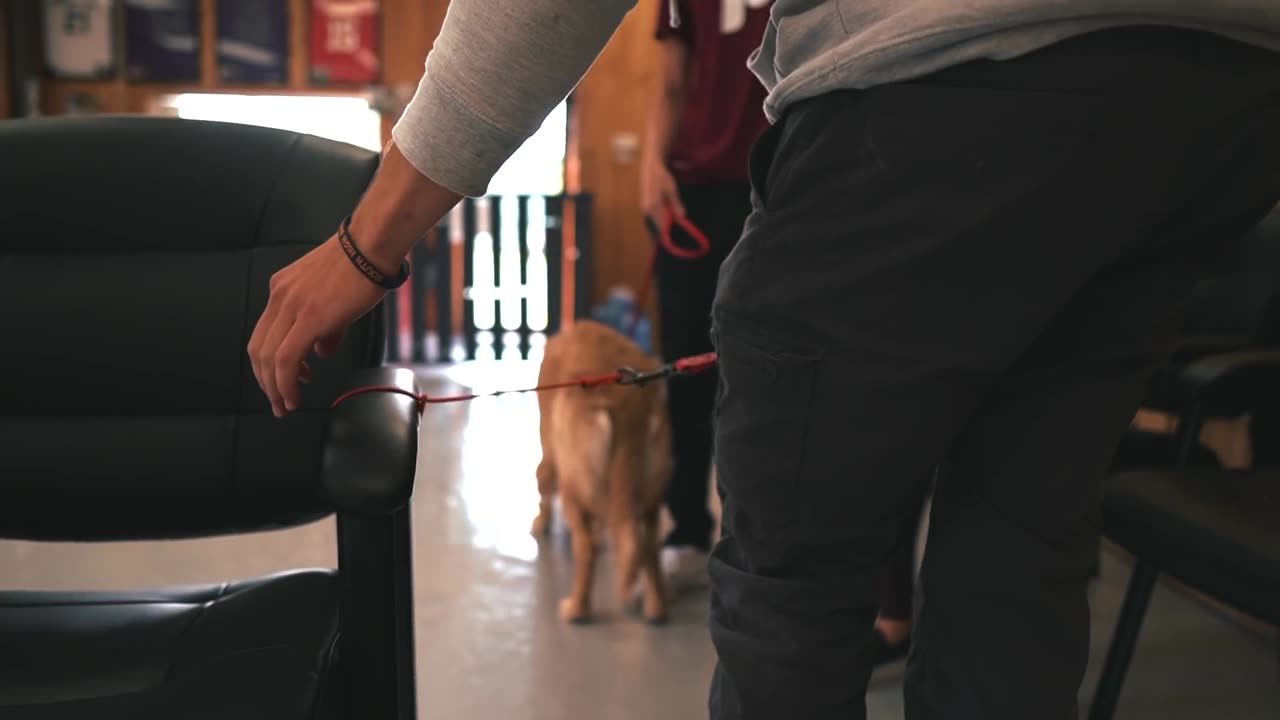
[332,202,718,413]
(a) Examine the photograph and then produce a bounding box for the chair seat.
[1102,470,1280,625]
[0,569,339,720]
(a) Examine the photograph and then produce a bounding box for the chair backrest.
[1175,207,1280,345]
[0,116,383,541]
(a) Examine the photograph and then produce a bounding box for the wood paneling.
[376,0,447,140]
[573,0,662,308]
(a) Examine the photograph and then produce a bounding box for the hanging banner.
[124,0,200,83]
[217,0,290,84]
[43,0,117,79]
[309,0,380,85]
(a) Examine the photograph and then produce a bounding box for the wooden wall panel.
[574,0,662,308]
[376,0,448,141]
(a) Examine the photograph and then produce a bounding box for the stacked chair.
[1092,210,1280,719]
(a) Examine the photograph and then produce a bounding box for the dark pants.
[707,27,1280,720]
[657,181,751,551]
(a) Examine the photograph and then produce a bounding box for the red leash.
[628,203,712,338]
[332,352,719,413]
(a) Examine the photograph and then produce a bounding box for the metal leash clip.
[616,365,673,386]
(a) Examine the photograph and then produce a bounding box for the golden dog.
[532,320,673,624]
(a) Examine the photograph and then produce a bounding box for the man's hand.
[247,236,388,417]
[246,142,462,417]
[641,155,685,222]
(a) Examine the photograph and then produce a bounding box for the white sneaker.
[660,545,710,599]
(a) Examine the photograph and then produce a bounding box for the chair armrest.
[1167,350,1280,418]
[322,367,420,515]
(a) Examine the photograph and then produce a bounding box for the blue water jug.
[590,286,653,355]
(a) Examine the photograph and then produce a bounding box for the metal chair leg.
[1088,561,1159,720]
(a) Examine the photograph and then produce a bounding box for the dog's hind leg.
[639,509,668,624]
[613,516,641,610]
[559,494,597,624]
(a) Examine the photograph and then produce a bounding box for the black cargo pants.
[707,26,1280,720]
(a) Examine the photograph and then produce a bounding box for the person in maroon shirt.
[640,0,915,665]
[638,0,769,595]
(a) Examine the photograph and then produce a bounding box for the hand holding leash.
[628,200,713,338]
[644,201,712,260]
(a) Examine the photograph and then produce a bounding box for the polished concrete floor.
[2,360,1277,718]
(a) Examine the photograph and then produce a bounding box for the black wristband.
[337,215,411,290]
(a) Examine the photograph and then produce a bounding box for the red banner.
[309,0,380,85]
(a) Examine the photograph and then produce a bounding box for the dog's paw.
[643,592,668,625]
[643,607,669,626]
[559,596,591,624]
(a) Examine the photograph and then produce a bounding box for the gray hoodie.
[392,0,1280,197]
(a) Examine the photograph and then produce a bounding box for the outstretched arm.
[249,0,638,418]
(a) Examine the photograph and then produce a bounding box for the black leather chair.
[0,116,420,720]
[1088,210,1280,718]
[1091,353,1280,719]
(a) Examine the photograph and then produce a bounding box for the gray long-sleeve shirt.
[392,0,1280,198]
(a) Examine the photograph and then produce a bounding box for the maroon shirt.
[656,0,773,185]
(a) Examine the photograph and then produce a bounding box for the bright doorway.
[159,93,384,151]
[155,92,569,194]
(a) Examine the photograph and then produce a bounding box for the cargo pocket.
[712,325,821,525]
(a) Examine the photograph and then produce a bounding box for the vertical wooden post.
[199,0,217,88]
[288,0,308,90]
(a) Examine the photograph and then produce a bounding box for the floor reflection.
[455,392,543,563]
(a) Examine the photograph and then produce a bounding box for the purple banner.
[216,0,290,85]
[124,0,201,83]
